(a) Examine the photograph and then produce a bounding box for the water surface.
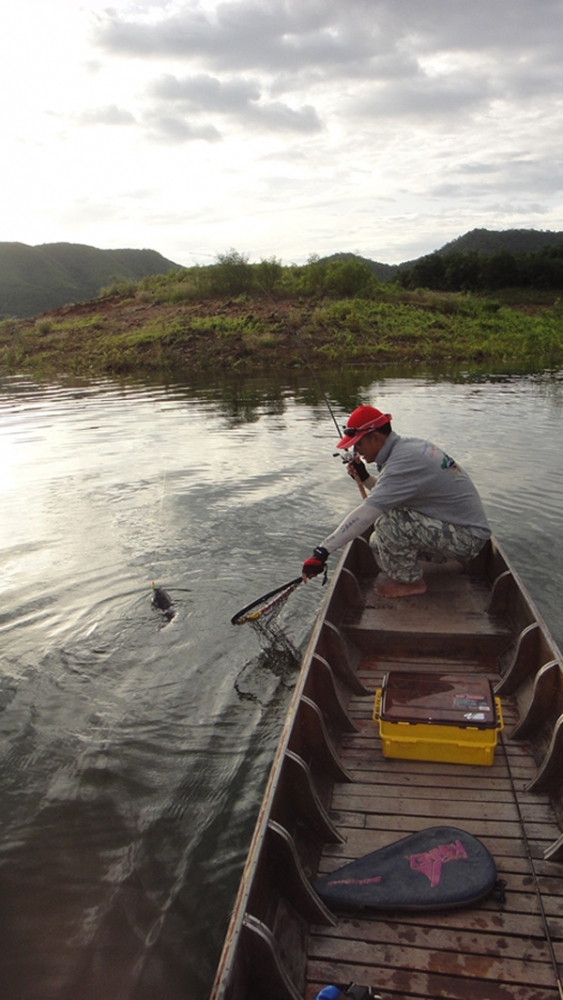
[1,368,562,999]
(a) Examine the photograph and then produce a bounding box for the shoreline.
[1,284,563,379]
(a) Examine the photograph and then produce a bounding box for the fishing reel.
[333,448,355,465]
[333,449,370,496]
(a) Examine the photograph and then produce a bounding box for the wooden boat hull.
[210,537,563,1000]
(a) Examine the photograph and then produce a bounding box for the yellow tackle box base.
[373,687,504,767]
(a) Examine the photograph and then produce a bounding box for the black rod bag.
[313,826,498,912]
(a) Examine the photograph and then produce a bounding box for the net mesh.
[234,641,301,705]
[235,579,302,662]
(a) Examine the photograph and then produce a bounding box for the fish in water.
[151,582,176,620]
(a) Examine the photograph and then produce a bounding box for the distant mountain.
[0,242,181,319]
[435,227,563,257]
[4,230,563,320]
[397,228,563,275]
[326,230,563,283]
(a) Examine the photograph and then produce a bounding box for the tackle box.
[373,671,503,766]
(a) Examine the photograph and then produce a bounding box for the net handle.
[231,577,302,625]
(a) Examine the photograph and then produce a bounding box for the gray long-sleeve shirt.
[321,432,491,554]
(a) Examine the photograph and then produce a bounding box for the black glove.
[350,458,370,482]
[302,545,329,579]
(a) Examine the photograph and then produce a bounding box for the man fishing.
[302,405,491,598]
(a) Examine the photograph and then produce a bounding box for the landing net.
[232,578,302,661]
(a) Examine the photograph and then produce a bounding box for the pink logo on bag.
[406,839,468,887]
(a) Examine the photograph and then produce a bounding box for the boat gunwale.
[489,538,562,665]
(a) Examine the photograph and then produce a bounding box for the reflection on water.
[1,367,563,999]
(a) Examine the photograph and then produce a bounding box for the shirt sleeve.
[320,500,383,554]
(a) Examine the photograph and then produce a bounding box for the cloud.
[149,71,323,134]
[143,111,222,143]
[249,100,321,132]
[492,158,563,197]
[429,154,563,201]
[77,105,136,126]
[92,0,563,139]
[95,1,563,75]
[349,72,493,121]
[95,1,360,72]
[457,161,503,176]
[152,73,261,112]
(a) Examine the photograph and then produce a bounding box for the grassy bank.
[1,258,563,378]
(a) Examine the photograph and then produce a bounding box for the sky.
[2,0,563,268]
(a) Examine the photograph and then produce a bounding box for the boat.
[210,535,563,1000]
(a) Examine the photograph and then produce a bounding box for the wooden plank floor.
[361,561,501,634]
[305,651,563,1000]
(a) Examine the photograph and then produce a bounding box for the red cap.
[336,405,392,449]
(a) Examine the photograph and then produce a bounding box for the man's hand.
[302,545,329,581]
[347,456,370,482]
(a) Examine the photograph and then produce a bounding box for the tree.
[211,249,253,296]
[399,254,447,290]
[323,258,375,297]
[255,256,283,292]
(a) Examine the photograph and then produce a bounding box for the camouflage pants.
[371,508,487,584]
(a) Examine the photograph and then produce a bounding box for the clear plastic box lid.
[380,671,497,729]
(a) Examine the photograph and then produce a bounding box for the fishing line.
[157,465,167,532]
[151,453,176,619]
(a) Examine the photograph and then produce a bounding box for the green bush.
[99,278,139,298]
[323,258,375,297]
[254,256,283,293]
[209,250,254,296]
[35,319,54,335]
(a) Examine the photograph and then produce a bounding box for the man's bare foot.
[374,577,427,598]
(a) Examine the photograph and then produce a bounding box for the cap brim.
[336,430,365,450]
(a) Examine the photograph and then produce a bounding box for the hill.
[318,251,398,283]
[436,227,563,257]
[3,228,563,320]
[397,228,563,274]
[322,229,563,282]
[2,252,562,379]
[0,242,181,319]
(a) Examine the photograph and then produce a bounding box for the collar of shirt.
[376,430,399,471]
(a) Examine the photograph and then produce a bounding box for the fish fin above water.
[151,582,176,617]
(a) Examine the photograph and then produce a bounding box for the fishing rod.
[283,309,367,498]
[263,291,367,499]
[279,310,341,437]
[187,262,362,494]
